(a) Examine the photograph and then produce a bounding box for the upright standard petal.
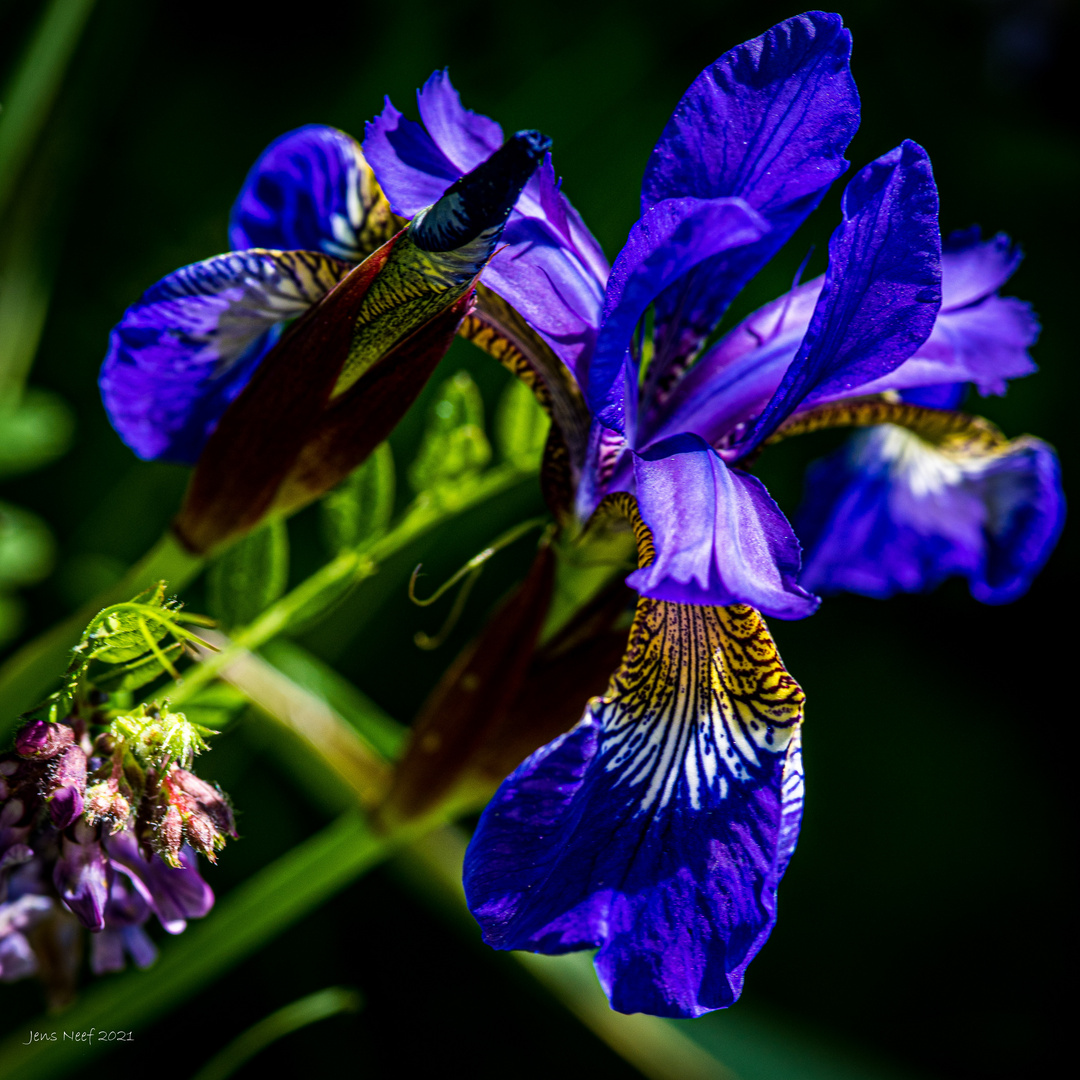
[640,11,858,383]
[797,421,1065,603]
[586,197,768,435]
[365,71,609,381]
[629,435,818,619]
[464,597,805,1018]
[743,140,941,451]
[228,126,395,261]
[100,249,351,463]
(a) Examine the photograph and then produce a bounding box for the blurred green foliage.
[0,0,1074,1078]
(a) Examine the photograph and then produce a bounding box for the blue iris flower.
[366,9,1064,1018]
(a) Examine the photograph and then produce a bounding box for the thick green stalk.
[0,530,203,731]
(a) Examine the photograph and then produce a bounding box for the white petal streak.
[595,599,804,814]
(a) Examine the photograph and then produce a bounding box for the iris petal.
[100,249,350,463]
[629,433,818,618]
[229,126,390,261]
[797,422,1065,603]
[641,11,858,385]
[464,598,805,1018]
[364,72,608,383]
[587,197,768,435]
[657,226,1035,448]
[744,140,941,450]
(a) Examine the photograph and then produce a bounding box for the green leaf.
[91,641,183,694]
[207,518,289,630]
[0,499,54,588]
[81,582,172,663]
[496,375,550,469]
[408,370,492,493]
[0,389,75,478]
[321,441,395,553]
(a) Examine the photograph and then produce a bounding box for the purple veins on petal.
[228,125,378,260]
[629,433,818,619]
[464,599,805,1018]
[100,249,351,463]
[744,139,942,451]
[797,424,1065,604]
[641,10,859,381]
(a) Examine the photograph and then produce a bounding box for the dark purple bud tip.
[15,720,74,761]
[49,785,85,829]
[412,129,552,252]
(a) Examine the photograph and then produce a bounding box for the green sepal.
[496,376,550,470]
[321,441,395,553]
[207,518,290,630]
[109,701,216,770]
[408,370,492,493]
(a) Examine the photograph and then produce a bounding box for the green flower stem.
[0,530,204,732]
[168,465,533,709]
[190,986,363,1080]
[0,813,387,1080]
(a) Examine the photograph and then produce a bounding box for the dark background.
[1,0,1075,1077]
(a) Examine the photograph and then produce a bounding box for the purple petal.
[629,434,818,619]
[465,600,805,1018]
[107,832,213,933]
[797,425,1065,604]
[649,277,822,448]
[364,98,468,218]
[0,928,38,981]
[0,894,53,981]
[416,69,503,172]
[587,198,768,435]
[228,126,375,260]
[743,140,941,451]
[365,73,608,382]
[852,292,1038,400]
[641,11,857,385]
[48,785,84,829]
[100,249,350,463]
[940,227,1023,309]
[53,822,110,931]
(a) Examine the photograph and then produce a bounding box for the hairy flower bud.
[15,720,74,761]
[154,768,236,865]
[46,747,88,829]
